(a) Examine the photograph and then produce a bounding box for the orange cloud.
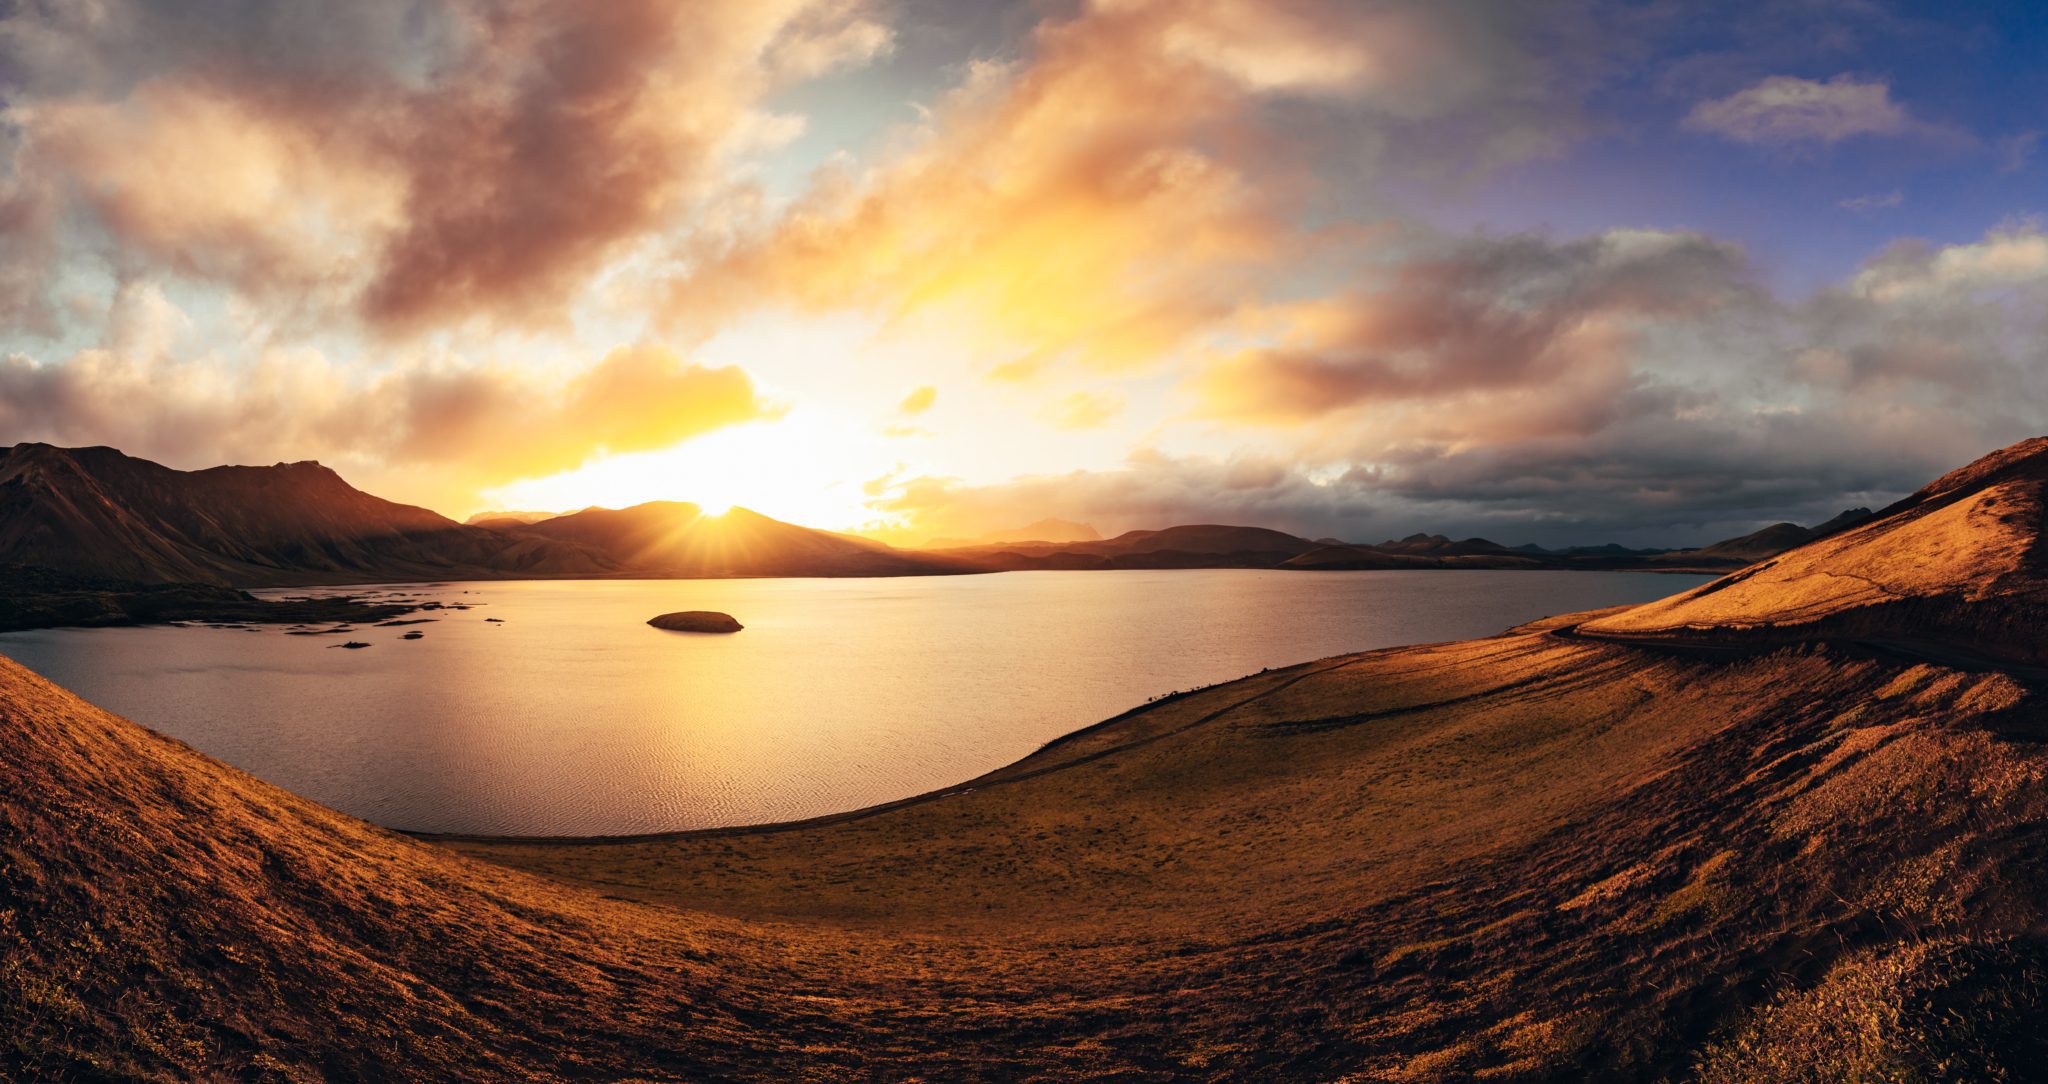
[659,0,1581,378]
[664,0,1453,374]
[386,344,779,484]
[859,448,1355,545]
[897,385,938,414]
[1042,390,1125,429]
[0,314,774,511]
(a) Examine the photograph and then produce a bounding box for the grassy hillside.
[8,440,2048,1079]
[6,612,2047,1078]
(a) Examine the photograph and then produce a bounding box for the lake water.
[0,570,1710,836]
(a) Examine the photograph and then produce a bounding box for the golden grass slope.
[8,438,2048,1080]
[6,616,2048,1078]
[1580,436,2048,663]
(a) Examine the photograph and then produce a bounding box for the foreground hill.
[7,438,2048,1079]
[1579,437,2048,663]
[0,444,614,586]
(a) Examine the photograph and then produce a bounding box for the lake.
[0,570,1711,835]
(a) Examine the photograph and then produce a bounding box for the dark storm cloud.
[1197,229,1761,421]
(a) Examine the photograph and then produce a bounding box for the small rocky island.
[647,610,743,634]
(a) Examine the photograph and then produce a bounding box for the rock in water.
[647,610,743,634]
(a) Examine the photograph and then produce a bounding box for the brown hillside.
[1579,437,2048,664]
[7,439,2048,1078]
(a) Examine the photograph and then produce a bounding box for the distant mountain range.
[921,518,1102,548]
[925,513,1874,574]
[0,443,1871,593]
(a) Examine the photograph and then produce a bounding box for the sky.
[2,0,2046,547]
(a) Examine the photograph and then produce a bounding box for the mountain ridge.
[507,501,974,578]
[0,441,1894,591]
[0,443,616,586]
[0,445,967,587]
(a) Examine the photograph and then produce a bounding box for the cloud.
[866,408,2018,550]
[1274,225,2048,537]
[1,0,893,335]
[1195,228,1759,424]
[1837,190,1902,212]
[1683,74,1953,146]
[18,77,403,299]
[1999,131,2040,174]
[872,223,2048,546]
[1841,224,2048,303]
[8,1,2039,548]
[861,448,1380,544]
[1042,390,1124,429]
[359,1,890,334]
[384,344,780,485]
[0,292,776,510]
[660,0,1591,374]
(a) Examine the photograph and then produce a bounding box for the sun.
[479,416,882,529]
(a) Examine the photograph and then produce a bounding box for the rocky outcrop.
[647,610,743,633]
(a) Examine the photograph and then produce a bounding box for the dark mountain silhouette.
[8,438,2048,1078]
[509,502,974,578]
[1289,510,1878,573]
[934,523,1330,570]
[939,510,1871,573]
[0,442,1891,595]
[0,445,965,591]
[0,444,614,586]
[1648,507,1875,566]
[1685,520,1815,563]
[921,518,1102,548]
[1514,541,1665,558]
[463,510,561,528]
